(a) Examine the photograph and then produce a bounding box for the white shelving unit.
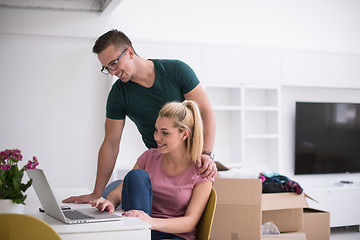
[205,84,281,172]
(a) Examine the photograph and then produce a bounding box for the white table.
[24,187,151,240]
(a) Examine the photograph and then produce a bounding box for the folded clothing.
[259,172,303,194]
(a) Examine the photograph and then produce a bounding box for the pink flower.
[0,149,23,163]
[0,148,40,204]
[0,149,39,171]
[24,157,39,170]
[0,164,11,170]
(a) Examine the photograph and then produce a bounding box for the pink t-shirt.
[137,148,214,240]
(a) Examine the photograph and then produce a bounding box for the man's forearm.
[202,108,216,153]
[93,143,119,196]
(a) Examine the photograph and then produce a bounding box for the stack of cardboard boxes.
[211,178,330,240]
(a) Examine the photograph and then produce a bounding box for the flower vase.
[0,199,25,214]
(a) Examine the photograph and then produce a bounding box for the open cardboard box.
[210,176,329,240]
[262,192,308,233]
[261,192,309,240]
[211,178,262,240]
[303,208,330,240]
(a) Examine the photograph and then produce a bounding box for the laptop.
[27,168,122,224]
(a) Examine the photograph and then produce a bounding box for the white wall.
[1,0,360,54]
[122,0,360,55]
[1,0,360,188]
[0,33,108,188]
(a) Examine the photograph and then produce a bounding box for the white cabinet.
[350,55,360,88]
[281,51,350,88]
[202,46,281,85]
[205,84,281,172]
[305,183,360,227]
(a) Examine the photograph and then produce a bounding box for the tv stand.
[304,181,360,228]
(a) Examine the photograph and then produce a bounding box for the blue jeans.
[151,230,186,240]
[103,169,185,240]
[121,169,153,216]
[102,169,152,215]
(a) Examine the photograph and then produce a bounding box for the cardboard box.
[262,193,308,233]
[303,208,330,240]
[262,232,306,240]
[211,178,262,240]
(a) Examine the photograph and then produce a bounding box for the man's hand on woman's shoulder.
[196,154,217,178]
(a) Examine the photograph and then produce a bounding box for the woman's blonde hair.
[159,100,203,162]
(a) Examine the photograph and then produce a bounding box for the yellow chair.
[195,188,217,240]
[0,213,61,240]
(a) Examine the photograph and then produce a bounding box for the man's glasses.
[101,48,128,75]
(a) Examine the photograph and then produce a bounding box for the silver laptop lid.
[27,168,68,223]
[27,168,122,224]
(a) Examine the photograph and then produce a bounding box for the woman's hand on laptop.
[91,199,115,213]
[62,192,100,204]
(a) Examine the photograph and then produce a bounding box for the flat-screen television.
[295,102,360,175]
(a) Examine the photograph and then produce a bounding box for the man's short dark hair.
[92,29,133,54]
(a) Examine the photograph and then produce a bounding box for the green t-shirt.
[106,59,200,149]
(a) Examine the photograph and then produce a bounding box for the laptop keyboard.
[63,210,95,220]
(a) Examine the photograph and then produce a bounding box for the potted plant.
[0,148,39,213]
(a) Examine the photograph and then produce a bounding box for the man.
[63,30,216,204]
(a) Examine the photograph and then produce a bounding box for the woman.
[91,100,214,240]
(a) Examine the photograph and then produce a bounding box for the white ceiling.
[0,0,123,14]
